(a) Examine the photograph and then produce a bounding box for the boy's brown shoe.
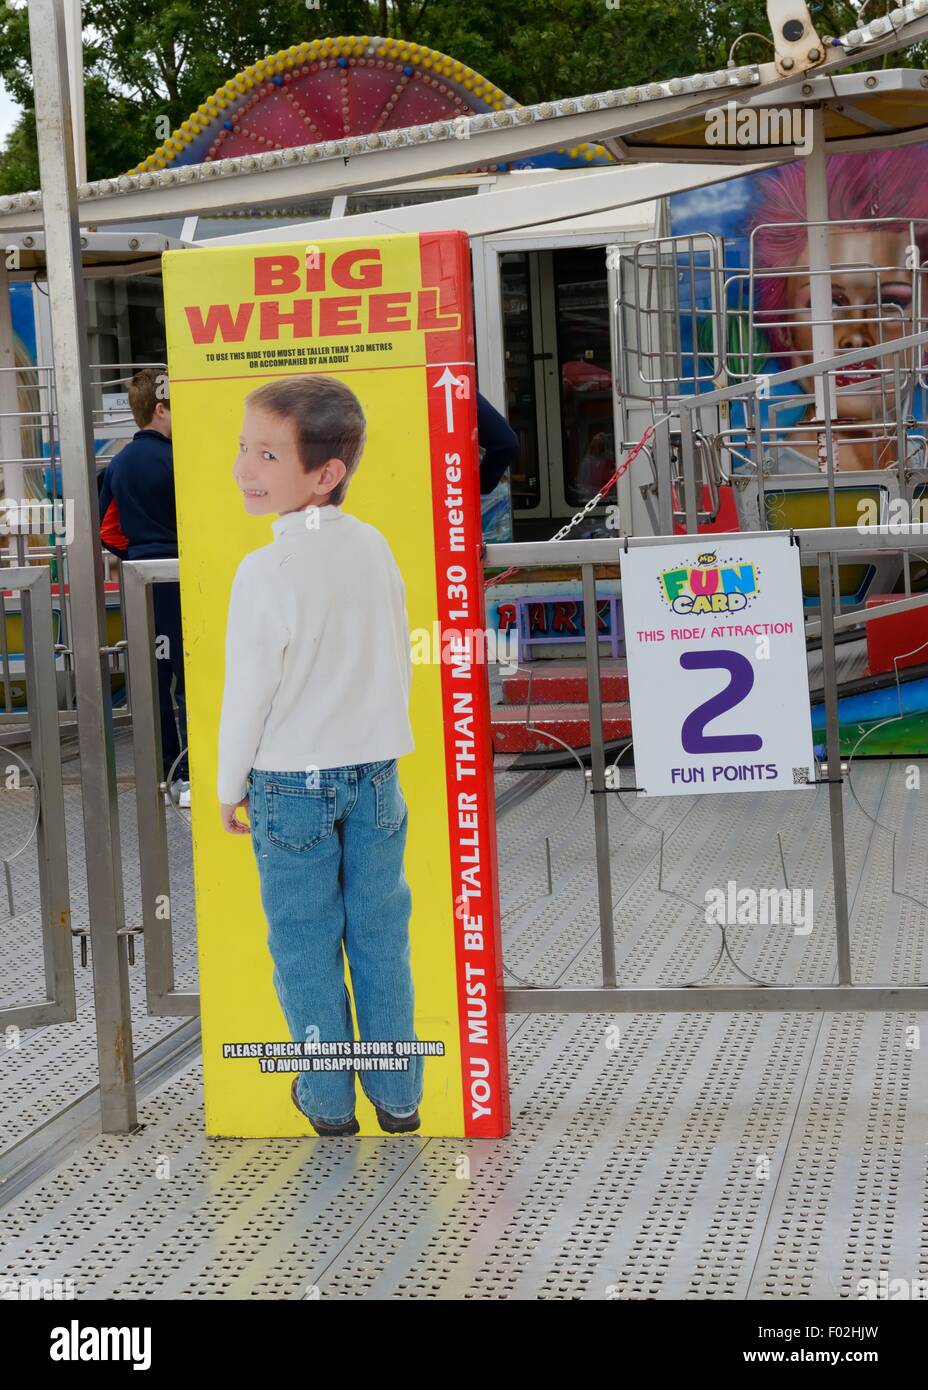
[291,1077,359,1136]
[374,1105,421,1134]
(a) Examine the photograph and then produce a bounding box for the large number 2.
[679,649,762,755]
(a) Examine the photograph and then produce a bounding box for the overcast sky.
[0,80,20,146]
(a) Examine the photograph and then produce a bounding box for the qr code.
[792,767,811,785]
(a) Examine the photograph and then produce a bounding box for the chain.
[485,417,667,589]
[549,477,621,542]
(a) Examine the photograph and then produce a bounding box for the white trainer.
[165,778,190,808]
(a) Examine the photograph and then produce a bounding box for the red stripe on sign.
[418,230,472,366]
[420,231,510,1138]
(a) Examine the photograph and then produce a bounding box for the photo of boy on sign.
[216,374,423,1136]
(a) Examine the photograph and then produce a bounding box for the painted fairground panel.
[667,144,928,756]
[163,232,509,1138]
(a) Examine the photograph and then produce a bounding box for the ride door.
[501,245,616,533]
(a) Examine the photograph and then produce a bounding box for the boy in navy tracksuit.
[99,368,188,799]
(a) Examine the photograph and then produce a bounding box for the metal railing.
[612,220,928,546]
[0,564,73,1028]
[116,514,928,1026]
[0,357,169,727]
[121,558,197,1017]
[487,525,928,1016]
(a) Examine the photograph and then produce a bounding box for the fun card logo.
[659,552,759,616]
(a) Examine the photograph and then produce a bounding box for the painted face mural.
[671,145,928,471]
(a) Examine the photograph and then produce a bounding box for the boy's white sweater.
[217,505,414,803]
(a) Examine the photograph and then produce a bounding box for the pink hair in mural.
[749,148,928,356]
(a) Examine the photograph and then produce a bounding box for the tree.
[0,0,923,196]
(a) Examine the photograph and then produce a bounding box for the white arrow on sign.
[433,367,465,433]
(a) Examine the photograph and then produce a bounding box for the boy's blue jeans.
[248,760,423,1127]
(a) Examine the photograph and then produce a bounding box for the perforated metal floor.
[0,727,197,1150]
[2,750,927,1299]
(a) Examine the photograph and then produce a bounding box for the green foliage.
[0,0,924,195]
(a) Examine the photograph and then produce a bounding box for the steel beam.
[678,327,928,411]
[817,552,853,986]
[504,986,928,1012]
[805,588,928,639]
[203,161,781,248]
[486,523,928,570]
[804,107,836,426]
[581,564,617,987]
[121,558,198,1017]
[4,13,928,233]
[28,0,136,1131]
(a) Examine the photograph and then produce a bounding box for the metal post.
[892,355,912,595]
[62,1,87,186]
[816,551,853,987]
[20,566,75,1021]
[28,0,136,1130]
[821,389,837,528]
[804,107,836,427]
[0,262,26,552]
[122,559,198,1016]
[653,415,674,534]
[0,567,74,1027]
[679,409,699,535]
[581,563,617,987]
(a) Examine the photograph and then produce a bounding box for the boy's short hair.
[246,375,366,506]
[128,368,169,427]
